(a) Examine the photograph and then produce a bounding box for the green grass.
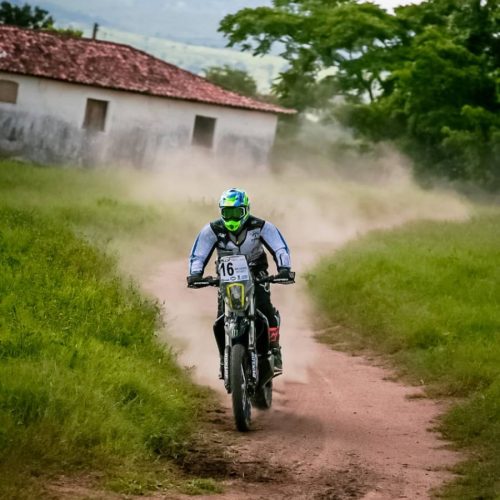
[308,211,500,498]
[0,161,215,497]
[0,160,216,272]
[0,161,178,243]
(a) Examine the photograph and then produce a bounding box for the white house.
[0,25,294,168]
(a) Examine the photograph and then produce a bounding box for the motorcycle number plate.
[218,255,250,283]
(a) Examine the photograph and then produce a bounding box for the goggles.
[221,206,247,221]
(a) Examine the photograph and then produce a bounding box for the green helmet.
[219,188,250,232]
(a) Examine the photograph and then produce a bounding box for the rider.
[187,188,293,376]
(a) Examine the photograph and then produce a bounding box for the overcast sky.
[30,0,423,46]
[375,0,421,11]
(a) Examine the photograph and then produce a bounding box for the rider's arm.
[189,224,217,275]
[260,221,291,270]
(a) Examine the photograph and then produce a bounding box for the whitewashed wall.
[0,72,278,167]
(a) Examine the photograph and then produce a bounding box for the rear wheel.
[251,380,273,410]
[231,343,252,432]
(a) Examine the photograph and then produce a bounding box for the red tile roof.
[0,25,295,115]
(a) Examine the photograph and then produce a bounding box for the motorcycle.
[188,254,295,431]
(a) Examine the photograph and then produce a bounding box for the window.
[83,98,108,132]
[0,80,18,104]
[192,115,216,148]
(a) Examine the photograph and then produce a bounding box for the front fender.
[225,318,249,343]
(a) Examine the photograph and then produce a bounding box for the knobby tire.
[231,343,252,432]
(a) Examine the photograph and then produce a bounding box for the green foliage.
[219,0,404,110]
[219,0,500,188]
[0,161,211,496]
[0,1,53,29]
[204,64,258,97]
[0,1,82,36]
[47,26,83,37]
[308,212,500,497]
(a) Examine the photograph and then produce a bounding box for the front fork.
[223,303,258,394]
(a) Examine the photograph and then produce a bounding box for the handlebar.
[187,272,295,289]
[256,272,295,285]
[187,276,220,288]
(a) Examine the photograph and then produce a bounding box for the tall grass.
[0,161,212,496]
[308,211,500,498]
[0,161,183,248]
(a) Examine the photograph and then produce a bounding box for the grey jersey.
[189,216,291,275]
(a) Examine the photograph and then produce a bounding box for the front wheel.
[231,343,252,432]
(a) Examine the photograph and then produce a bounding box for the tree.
[377,1,499,185]
[219,0,403,111]
[203,65,258,97]
[0,1,53,29]
[0,2,82,36]
[219,0,500,187]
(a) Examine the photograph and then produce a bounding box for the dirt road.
[144,257,460,500]
[133,165,470,499]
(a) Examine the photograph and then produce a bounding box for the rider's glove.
[186,273,203,288]
[276,267,295,282]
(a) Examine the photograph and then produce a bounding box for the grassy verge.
[0,161,217,497]
[307,211,500,498]
[0,159,204,259]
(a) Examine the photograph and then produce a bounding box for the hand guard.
[276,267,295,283]
[186,274,203,288]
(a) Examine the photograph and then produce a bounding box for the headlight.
[226,283,245,310]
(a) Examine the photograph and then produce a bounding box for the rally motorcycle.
[189,254,295,432]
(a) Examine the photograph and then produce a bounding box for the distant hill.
[95,26,286,91]
[10,0,285,90]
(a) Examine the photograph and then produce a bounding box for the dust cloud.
[131,145,469,390]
